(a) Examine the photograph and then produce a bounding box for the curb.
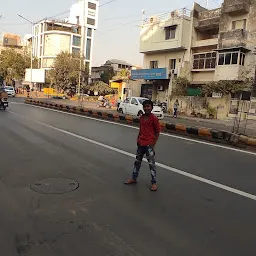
[25,99,256,151]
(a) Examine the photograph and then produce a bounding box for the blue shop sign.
[131,68,168,80]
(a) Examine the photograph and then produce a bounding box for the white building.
[69,0,99,70]
[32,0,99,71]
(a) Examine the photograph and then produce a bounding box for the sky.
[0,0,221,67]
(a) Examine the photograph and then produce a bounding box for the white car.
[119,97,164,119]
[4,86,15,97]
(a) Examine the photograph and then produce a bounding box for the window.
[165,26,176,40]
[193,52,216,70]
[87,28,92,37]
[87,18,95,26]
[150,61,158,69]
[86,39,92,60]
[218,51,245,66]
[73,36,81,46]
[232,19,246,30]
[169,59,176,70]
[88,2,96,10]
[240,52,245,66]
[218,53,224,65]
[131,98,138,105]
[118,64,121,68]
[72,47,80,56]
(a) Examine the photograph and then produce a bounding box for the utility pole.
[78,0,86,96]
[17,14,34,93]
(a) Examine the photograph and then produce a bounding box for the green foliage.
[49,52,89,92]
[112,69,130,81]
[202,80,251,96]
[0,48,33,85]
[206,105,217,117]
[84,81,113,95]
[172,77,190,96]
[100,67,115,84]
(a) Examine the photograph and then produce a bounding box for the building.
[132,0,256,102]
[135,8,192,102]
[104,59,134,75]
[32,19,83,69]
[91,59,135,84]
[91,65,114,83]
[32,0,99,71]
[0,33,24,53]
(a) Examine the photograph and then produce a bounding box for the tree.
[172,77,190,96]
[0,48,33,85]
[49,52,89,92]
[201,80,251,96]
[84,81,113,95]
[100,67,115,84]
[112,69,130,81]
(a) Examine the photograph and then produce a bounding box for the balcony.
[195,8,221,31]
[219,29,247,48]
[223,0,250,15]
[193,38,218,48]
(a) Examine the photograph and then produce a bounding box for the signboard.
[25,69,45,83]
[212,92,223,98]
[131,68,167,80]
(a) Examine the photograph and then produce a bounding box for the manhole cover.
[30,178,79,194]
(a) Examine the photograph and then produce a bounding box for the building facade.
[32,0,99,71]
[132,0,256,102]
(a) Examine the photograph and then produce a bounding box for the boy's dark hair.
[142,99,153,108]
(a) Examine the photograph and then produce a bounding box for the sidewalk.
[40,98,256,137]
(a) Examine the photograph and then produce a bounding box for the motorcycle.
[97,98,111,109]
[0,88,8,110]
[154,100,167,113]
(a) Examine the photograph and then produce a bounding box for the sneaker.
[124,179,137,185]
[150,184,158,191]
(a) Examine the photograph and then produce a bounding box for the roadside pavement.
[25,97,256,137]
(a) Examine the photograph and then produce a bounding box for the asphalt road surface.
[1,98,255,256]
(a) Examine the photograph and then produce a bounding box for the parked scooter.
[154,100,167,113]
[0,87,8,110]
[97,98,111,109]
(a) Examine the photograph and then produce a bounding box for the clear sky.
[0,0,220,67]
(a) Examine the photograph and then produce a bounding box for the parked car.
[4,86,15,97]
[119,97,164,119]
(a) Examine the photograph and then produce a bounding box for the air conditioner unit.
[171,69,178,75]
[157,85,164,91]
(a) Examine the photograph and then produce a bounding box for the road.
[0,98,255,256]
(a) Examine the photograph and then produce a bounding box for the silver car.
[4,86,15,97]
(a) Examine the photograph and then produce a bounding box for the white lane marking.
[8,110,256,201]
[11,103,256,157]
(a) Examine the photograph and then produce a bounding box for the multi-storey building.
[32,0,99,71]
[132,0,256,101]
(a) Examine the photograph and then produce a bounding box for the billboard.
[25,69,46,83]
[131,68,168,80]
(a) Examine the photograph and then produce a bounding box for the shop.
[131,68,170,102]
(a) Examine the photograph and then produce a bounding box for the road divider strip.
[25,99,256,151]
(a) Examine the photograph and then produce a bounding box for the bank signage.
[131,68,168,80]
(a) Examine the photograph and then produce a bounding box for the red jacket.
[137,114,160,146]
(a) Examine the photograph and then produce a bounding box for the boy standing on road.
[125,100,160,191]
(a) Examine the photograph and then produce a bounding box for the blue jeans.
[132,145,157,184]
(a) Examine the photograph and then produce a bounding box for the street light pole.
[17,14,34,94]
[78,0,86,96]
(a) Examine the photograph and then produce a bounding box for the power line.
[99,0,118,7]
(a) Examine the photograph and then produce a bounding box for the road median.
[25,99,256,151]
